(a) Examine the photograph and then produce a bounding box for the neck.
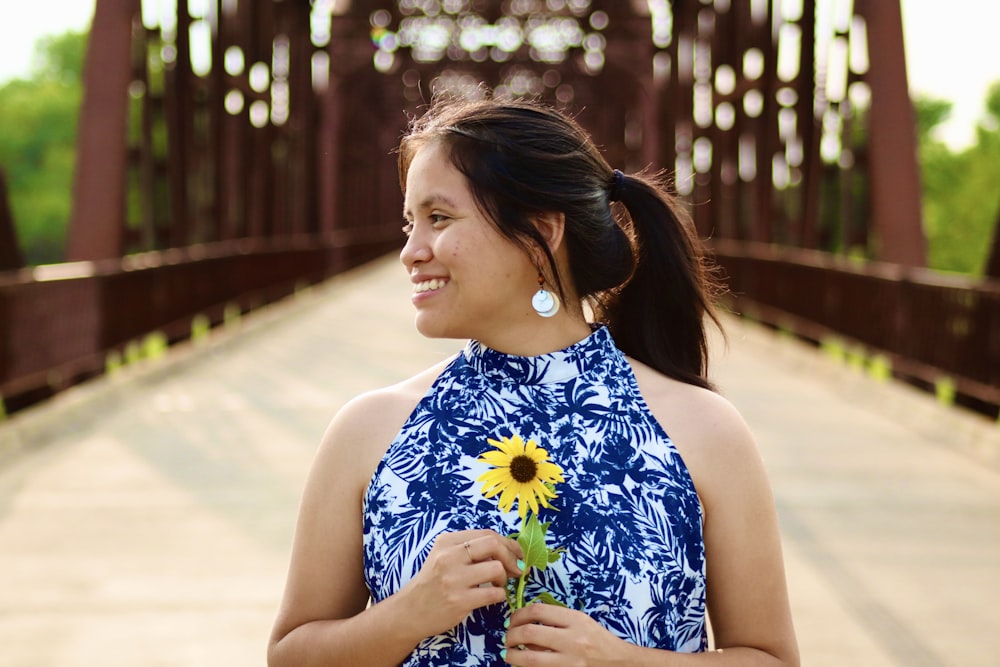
[475,315,594,357]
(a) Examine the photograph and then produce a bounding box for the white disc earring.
[531,274,561,318]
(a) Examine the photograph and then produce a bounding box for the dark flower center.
[509,455,538,483]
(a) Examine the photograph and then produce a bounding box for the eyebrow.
[402,193,461,220]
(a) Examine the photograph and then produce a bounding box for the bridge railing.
[0,234,398,413]
[5,236,997,418]
[712,240,1000,416]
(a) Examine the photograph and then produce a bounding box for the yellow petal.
[479,478,510,497]
[535,483,557,500]
[477,469,510,485]
[479,473,506,488]
[497,484,518,513]
[537,462,564,482]
[479,450,513,467]
[525,478,550,498]
[525,488,540,515]
[487,436,509,453]
[479,485,499,498]
[498,435,524,458]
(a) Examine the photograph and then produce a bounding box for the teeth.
[413,278,447,293]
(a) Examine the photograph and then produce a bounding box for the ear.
[531,211,566,256]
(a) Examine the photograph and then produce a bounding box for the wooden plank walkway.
[1,254,998,667]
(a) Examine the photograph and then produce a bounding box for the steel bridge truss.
[61,0,930,266]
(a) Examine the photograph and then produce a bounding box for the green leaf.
[517,512,552,571]
[529,592,567,607]
[547,547,565,564]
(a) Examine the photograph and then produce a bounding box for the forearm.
[268,593,425,667]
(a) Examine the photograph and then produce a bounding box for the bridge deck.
[1,255,998,667]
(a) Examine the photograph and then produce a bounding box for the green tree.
[0,30,86,264]
[916,85,1000,275]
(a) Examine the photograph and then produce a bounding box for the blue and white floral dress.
[363,326,707,666]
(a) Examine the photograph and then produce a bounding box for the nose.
[399,225,432,269]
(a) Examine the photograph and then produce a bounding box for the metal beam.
[65,0,140,260]
[854,0,927,267]
[0,168,24,270]
[986,199,1000,278]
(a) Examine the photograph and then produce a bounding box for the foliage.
[0,30,86,264]
[915,83,1000,275]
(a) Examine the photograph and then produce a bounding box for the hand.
[397,529,524,639]
[503,603,637,666]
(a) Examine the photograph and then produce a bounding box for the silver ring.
[463,541,474,563]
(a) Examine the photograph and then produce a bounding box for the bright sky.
[0,1,997,149]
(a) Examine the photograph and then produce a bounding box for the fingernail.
[516,559,525,571]
[500,648,507,660]
[503,617,510,628]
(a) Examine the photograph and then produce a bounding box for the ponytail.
[596,172,724,391]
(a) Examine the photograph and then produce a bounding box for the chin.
[413,314,469,341]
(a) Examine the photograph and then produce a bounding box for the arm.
[268,390,524,667]
[503,386,799,666]
[693,392,799,666]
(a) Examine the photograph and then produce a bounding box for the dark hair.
[398,95,723,390]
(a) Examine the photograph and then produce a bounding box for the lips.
[413,278,448,294]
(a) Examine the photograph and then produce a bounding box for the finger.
[435,528,504,548]
[465,559,514,589]
[464,581,508,609]
[502,643,559,666]
[464,536,524,578]
[505,621,564,654]
[438,530,522,567]
[509,602,573,628]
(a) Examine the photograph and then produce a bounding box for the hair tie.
[608,169,625,202]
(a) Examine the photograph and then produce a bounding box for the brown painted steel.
[987,200,1000,278]
[65,0,141,260]
[0,236,393,411]
[854,0,927,267]
[0,169,24,271]
[796,0,821,250]
[713,239,1000,417]
[62,0,930,265]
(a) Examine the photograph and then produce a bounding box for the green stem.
[515,569,528,609]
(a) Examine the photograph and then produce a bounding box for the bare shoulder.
[313,356,455,496]
[626,357,753,451]
[625,357,761,509]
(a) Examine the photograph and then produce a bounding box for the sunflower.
[476,434,565,519]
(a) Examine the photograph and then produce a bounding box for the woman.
[268,96,799,666]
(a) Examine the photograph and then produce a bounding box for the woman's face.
[400,141,539,344]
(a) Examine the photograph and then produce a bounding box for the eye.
[401,221,413,236]
[430,213,449,225]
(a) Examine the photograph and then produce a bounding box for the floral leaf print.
[363,326,707,664]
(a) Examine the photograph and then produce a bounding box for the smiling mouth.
[413,278,448,294]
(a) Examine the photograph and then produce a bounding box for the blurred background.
[1,4,999,666]
[0,0,997,418]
